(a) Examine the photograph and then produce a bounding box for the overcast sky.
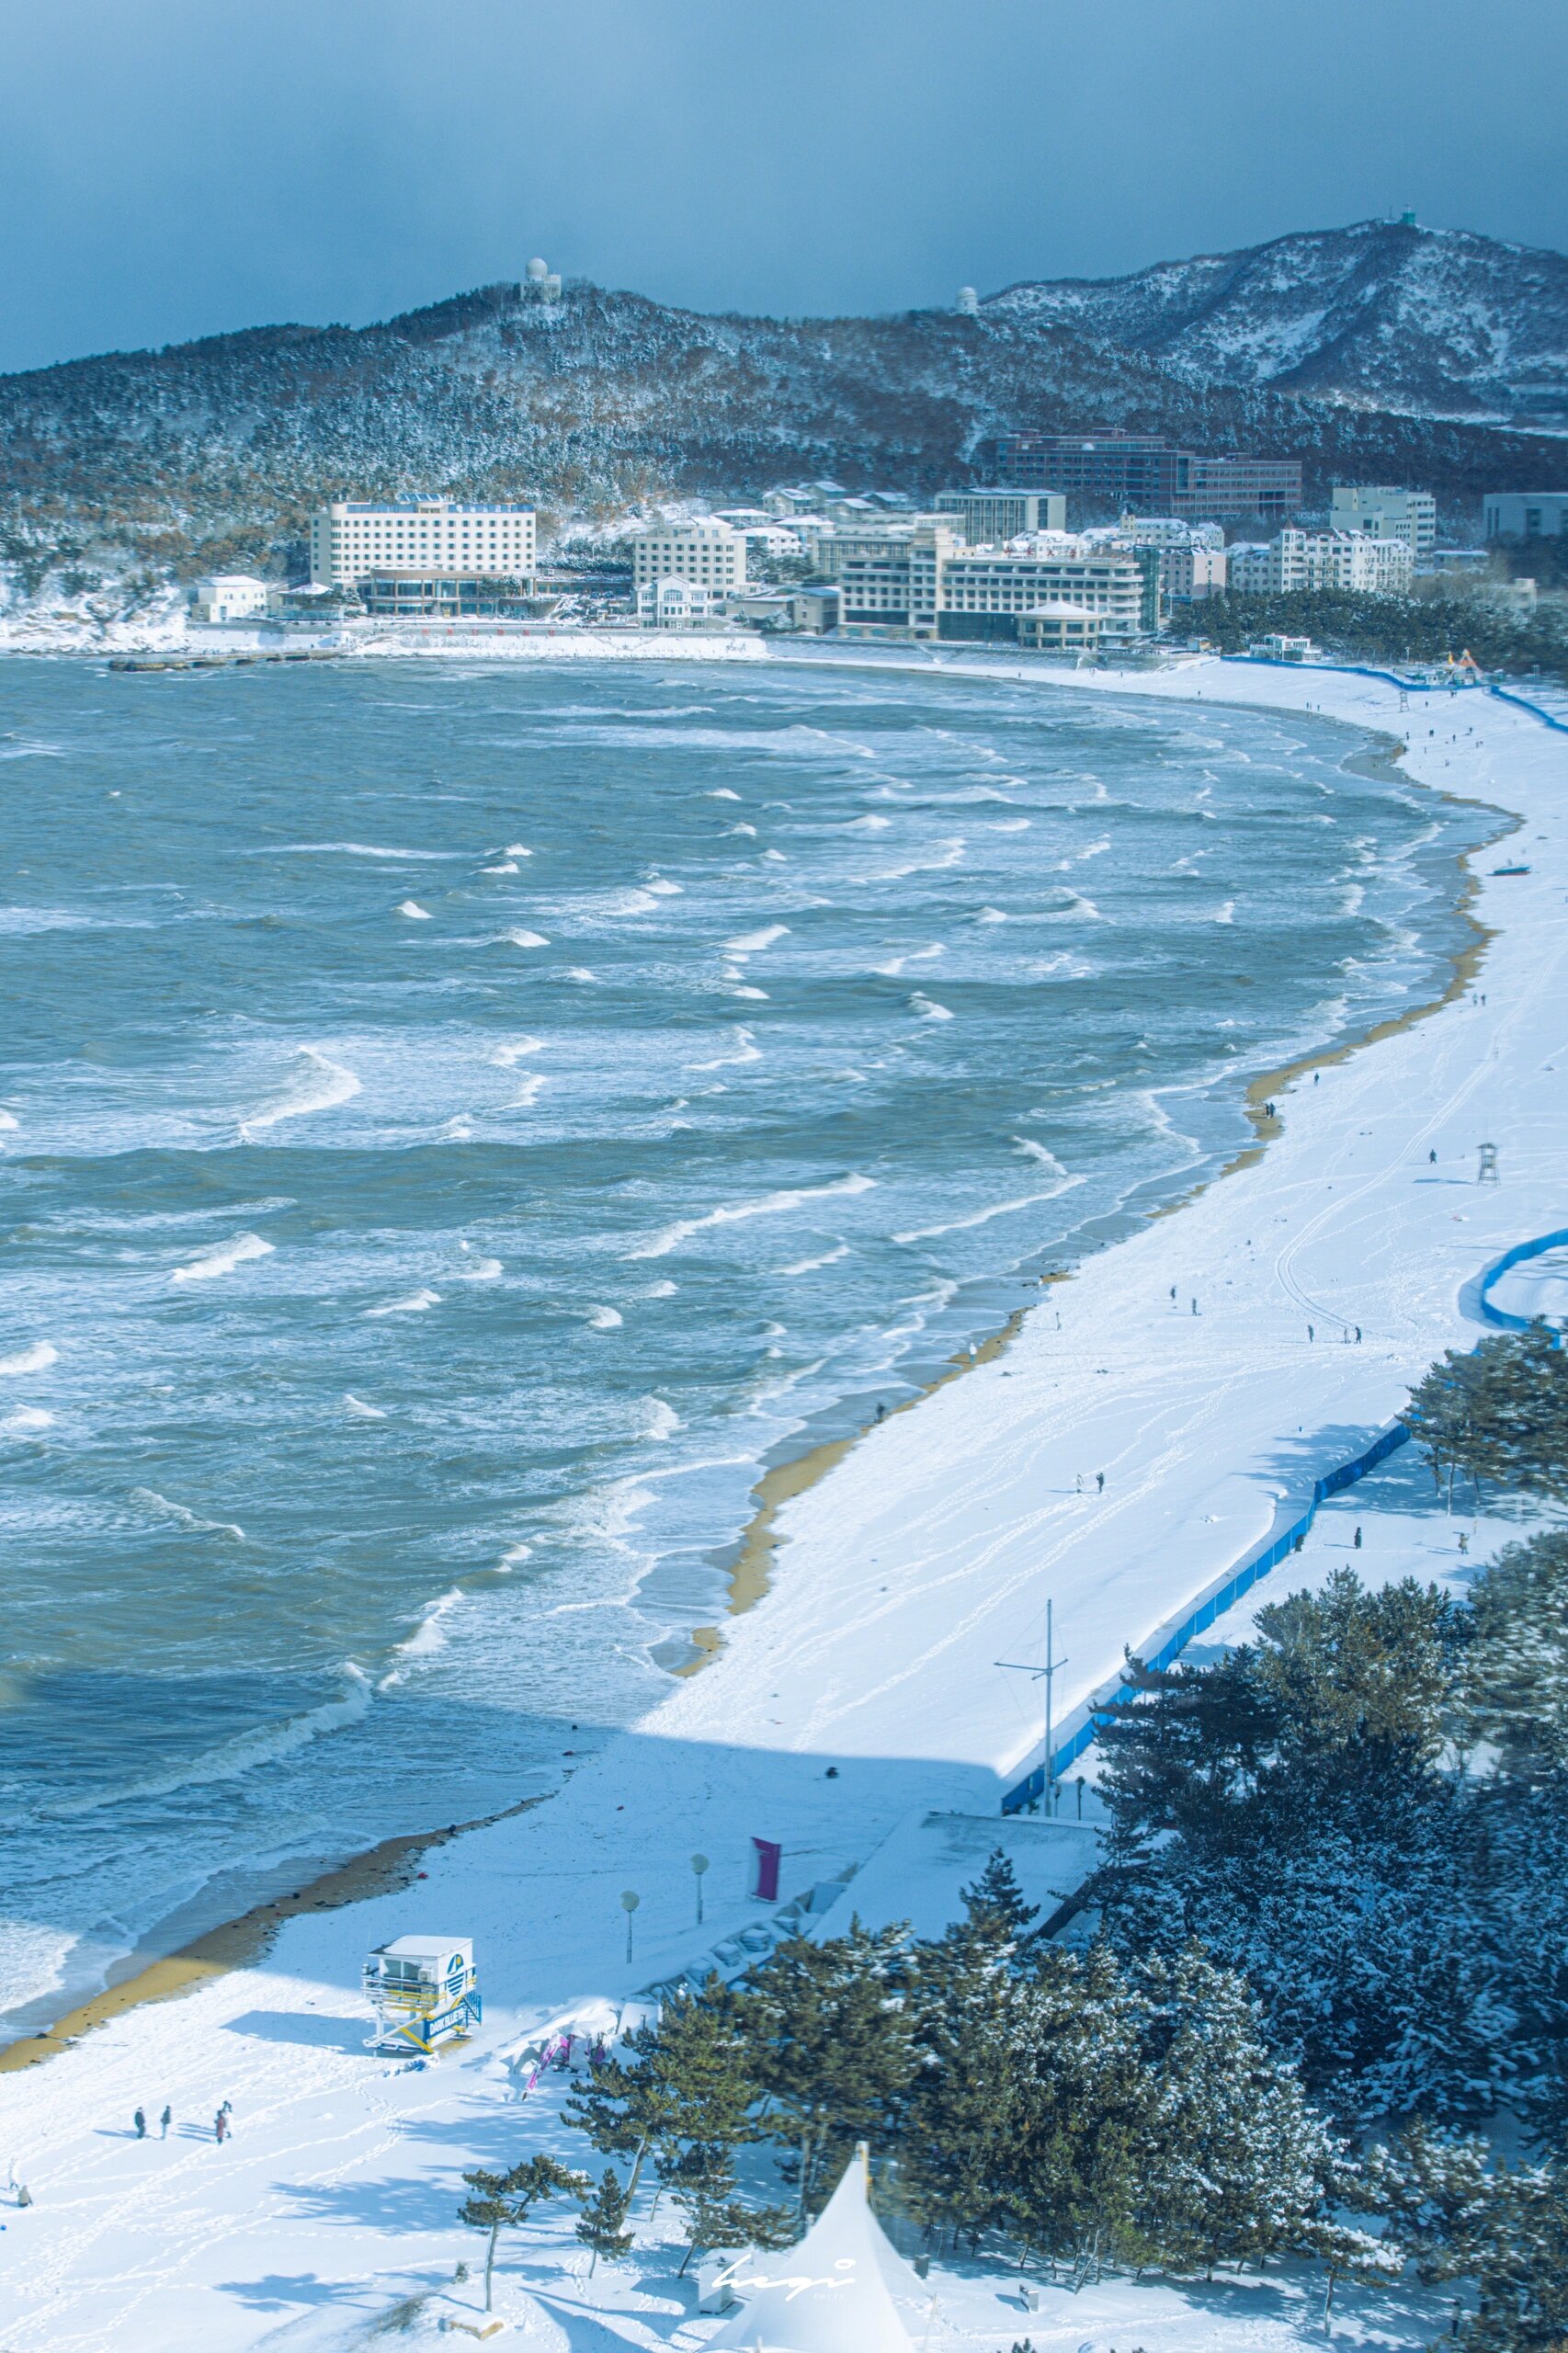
[3,0,1565,375]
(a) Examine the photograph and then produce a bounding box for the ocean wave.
[508,1074,548,1108]
[455,1254,503,1280]
[43,1663,374,1816]
[0,1341,57,1376]
[396,900,432,920]
[596,887,661,916]
[644,876,684,896]
[129,1487,245,1542]
[566,967,600,983]
[688,1026,759,1072]
[506,842,534,857]
[1013,1137,1068,1176]
[909,994,954,1021]
[363,1288,441,1317]
[724,925,790,953]
[637,1395,681,1440]
[983,818,1031,833]
[1213,901,1236,925]
[704,788,742,801]
[728,823,758,838]
[893,1180,1082,1245]
[777,1242,851,1277]
[869,836,966,881]
[242,1047,361,1138]
[251,842,460,860]
[343,1393,387,1418]
[729,984,768,1000]
[1,1406,53,1433]
[491,1036,546,1065]
[846,813,892,830]
[170,1231,274,1285]
[625,1172,875,1261]
[482,860,519,875]
[393,1586,465,1660]
[499,928,551,948]
[584,1304,624,1330]
[972,907,1007,924]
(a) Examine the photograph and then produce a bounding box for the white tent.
[710,2144,925,2353]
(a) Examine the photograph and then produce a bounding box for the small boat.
[1491,863,1531,876]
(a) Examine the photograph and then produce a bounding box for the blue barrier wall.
[1001,1419,1411,1814]
[1477,1229,1568,1333]
[1218,655,1568,736]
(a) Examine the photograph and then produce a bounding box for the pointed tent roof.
[710,2145,924,2353]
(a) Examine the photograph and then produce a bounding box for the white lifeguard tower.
[362,1935,480,2054]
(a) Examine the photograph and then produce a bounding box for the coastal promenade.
[0,656,1563,2349]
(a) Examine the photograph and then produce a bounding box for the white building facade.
[1483,491,1568,541]
[1271,529,1413,593]
[636,578,721,628]
[834,526,1144,646]
[310,499,536,587]
[191,574,270,622]
[629,520,747,595]
[935,489,1067,541]
[1329,485,1437,559]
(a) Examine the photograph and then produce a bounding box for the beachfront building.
[1330,485,1437,560]
[1017,603,1106,654]
[309,498,537,589]
[1483,490,1568,541]
[629,519,747,596]
[833,525,1146,647]
[996,430,1302,521]
[935,487,1067,541]
[1161,540,1229,599]
[1270,529,1414,594]
[190,574,270,622]
[636,578,722,628]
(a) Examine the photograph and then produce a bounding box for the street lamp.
[620,1889,640,1964]
[691,1853,710,1927]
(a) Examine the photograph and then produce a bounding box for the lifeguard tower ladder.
[362,1936,481,2054]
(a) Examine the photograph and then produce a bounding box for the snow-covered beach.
[0,652,1562,2350]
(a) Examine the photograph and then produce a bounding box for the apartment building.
[996,431,1301,520]
[1330,485,1437,559]
[1161,541,1229,600]
[309,498,536,587]
[1483,491,1568,540]
[630,519,747,594]
[1271,529,1413,593]
[934,488,1067,540]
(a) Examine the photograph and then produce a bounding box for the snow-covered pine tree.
[458,2154,589,2311]
[563,1978,756,2210]
[1466,1533,1568,1780]
[665,2140,795,2273]
[1131,1944,1369,2277]
[742,1922,915,2219]
[575,2166,635,2273]
[1001,1942,1153,2275]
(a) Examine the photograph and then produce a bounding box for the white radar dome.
[957,286,980,316]
[526,258,549,282]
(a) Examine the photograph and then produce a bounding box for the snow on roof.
[371,1936,471,1960]
[710,2145,923,2352]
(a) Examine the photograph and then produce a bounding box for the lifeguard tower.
[362,1936,480,2054]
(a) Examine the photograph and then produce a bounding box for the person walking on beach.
[160,2107,171,2141]
[1354,1526,1363,1550]
[214,2109,228,2144]
[1096,1472,1105,1494]
[1308,1324,1313,1343]
[133,2108,146,2141]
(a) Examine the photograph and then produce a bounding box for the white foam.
[641,1279,678,1298]
[973,907,1008,924]
[644,877,684,896]
[688,1027,759,1073]
[585,1304,624,1330]
[626,1172,875,1261]
[256,843,459,860]
[1213,900,1236,925]
[394,1586,465,1660]
[1,1406,52,1433]
[1013,1137,1068,1176]
[482,860,519,875]
[597,887,661,915]
[363,1288,441,1317]
[909,994,954,1021]
[893,1180,1082,1244]
[730,984,768,1001]
[129,1487,245,1542]
[0,1109,18,1130]
[44,1664,373,1816]
[566,967,600,983]
[985,818,1031,833]
[848,813,892,830]
[242,1047,361,1138]
[170,1231,274,1285]
[502,928,551,948]
[499,1543,532,1568]
[637,1395,681,1440]
[724,925,790,954]
[396,901,432,919]
[343,1393,387,1419]
[704,788,742,801]
[456,1256,503,1281]
[0,1342,57,1376]
[491,1037,546,1065]
[505,843,534,858]
[508,1074,549,1108]
[777,1242,851,1277]
[729,822,758,838]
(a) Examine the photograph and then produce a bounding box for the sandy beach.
[0,650,1562,2351]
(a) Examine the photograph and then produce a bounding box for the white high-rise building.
[629,519,747,595]
[1329,485,1437,559]
[310,498,536,587]
[1271,529,1413,593]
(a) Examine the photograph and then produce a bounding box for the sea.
[0,652,1489,2034]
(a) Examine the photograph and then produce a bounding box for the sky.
[2,0,1566,376]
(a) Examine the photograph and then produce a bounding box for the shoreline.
[0,654,1510,2071]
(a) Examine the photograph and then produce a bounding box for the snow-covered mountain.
[985,220,1568,416]
[2,222,1566,585]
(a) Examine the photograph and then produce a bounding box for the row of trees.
[1191,585,1568,685]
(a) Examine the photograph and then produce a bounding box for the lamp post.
[691,1853,710,1927]
[620,1889,640,1964]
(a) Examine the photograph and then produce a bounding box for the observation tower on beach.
[362,1936,480,2054]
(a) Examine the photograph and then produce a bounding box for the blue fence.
[1001,1420,1411,1813]
[1219,655,1568,735]
[1477,1229,1568,1332]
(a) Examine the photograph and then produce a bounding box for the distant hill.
[984,220,1568,416]
[2,221,1565,581]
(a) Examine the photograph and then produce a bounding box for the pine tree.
[1403,1329,1568,1506]
[665,2139,795,2273]
[575,2165,634,2273]
[1460,2165,1568,2353]
[562,1978,757,2212]
[458,2154,589,2312]
[1002,1942,1154,2275]
[1466,1533,1568,1779]
[742,1922,915,2218]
